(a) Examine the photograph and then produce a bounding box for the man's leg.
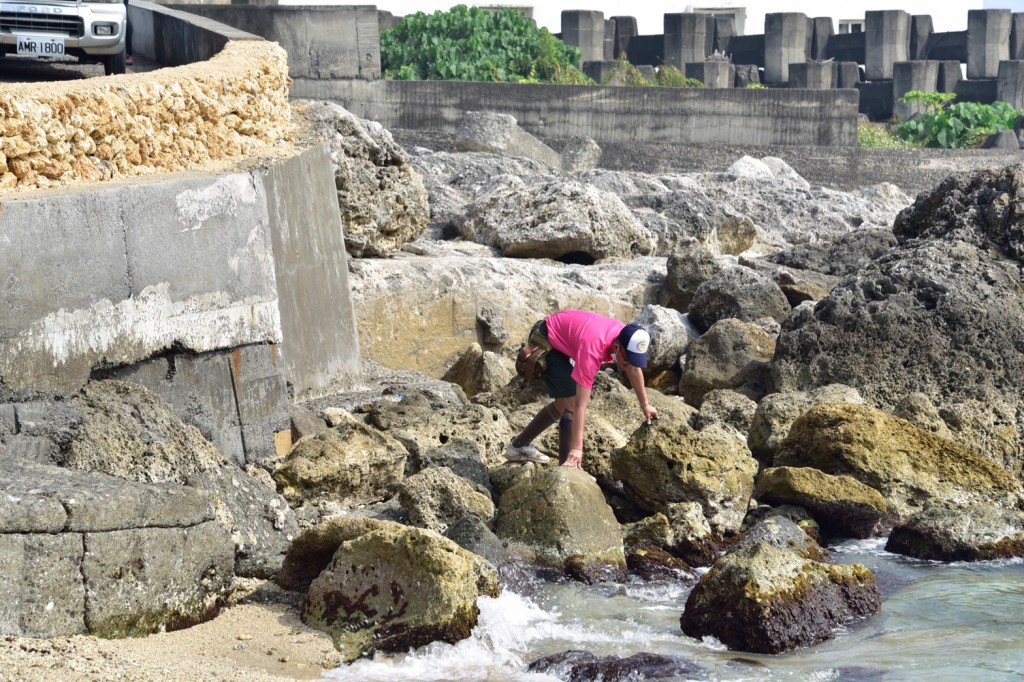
[511,402,562,448]
[553,396,577,464]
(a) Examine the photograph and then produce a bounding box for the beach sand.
[0,580,340,682]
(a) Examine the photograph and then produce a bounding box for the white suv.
[0,0,127,74]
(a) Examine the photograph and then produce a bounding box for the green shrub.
[603,53,651,86]
[858,120,917,148]
[380,5,589,84]
[745,82,767,89]
[655,65,704,88]
[895,91,1021,148]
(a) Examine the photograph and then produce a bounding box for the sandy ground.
[0,580,341,682]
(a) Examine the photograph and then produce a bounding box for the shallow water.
[322,539,1024,681]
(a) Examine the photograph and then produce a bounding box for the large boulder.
[680,542,880,654]
[272,417,408,507]
[398,466,495,534]
[456,178,656,261]
[294,100,428,257]
[303,520,499,662]
[679,318,776,407]
[60,380,228,483]
[688,266,791,333]
[629,305,700,374]
[771,165,1024,476]
[885,506,1024,561]
[775,404,1023,521]
[763,227,898,277]
[754,466,888,539]
[277,515,391,592]
[658,245,722,313]
[747,384,865,463]
[455,111,562,170]
[441,343,513,398]
[496,467,626,581]
[611,419,758,535]
[367,393,513,467]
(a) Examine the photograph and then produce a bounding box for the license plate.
[16,36,65,57]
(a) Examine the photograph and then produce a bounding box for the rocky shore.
[3,102,1024,679]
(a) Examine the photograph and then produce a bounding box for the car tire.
[103,48,126,75]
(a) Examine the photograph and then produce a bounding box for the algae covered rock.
[775,404,1022,521]
[496,467,626,581]
[302,521,499,661]
[680,542,880,654]
[747,384,865,463]
[398,466,495,534]
[272,420,408,507]
[277,515,392,592]
[611,419,758,534]
[754,466,887,539]
[885,506,1024,562]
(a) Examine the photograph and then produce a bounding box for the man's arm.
[624,365,659,424]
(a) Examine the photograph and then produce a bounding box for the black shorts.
[536,320,577,399]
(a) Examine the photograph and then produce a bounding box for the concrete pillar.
[764,13,807,84]
[604,19,615,61]
[910,15,933,60]
[1012,14,1024,60]
[865,10,910,80]
[968,9,1011,79]
[714,15,735,53]
[997,60,1024,109]
[664,13,714,69]
[789,62,834,89]
[685,61,735,88]
[562,10,606,64]
[808,17,832,61]
[611,16,637,59]
[837,62,862,88]
[893,61,940,120]
[583,60,616,84]
[937,61,962,92]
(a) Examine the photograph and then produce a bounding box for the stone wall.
[0,40,291,191]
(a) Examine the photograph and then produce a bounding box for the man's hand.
[641,402,659,425]
[562,447,584,468]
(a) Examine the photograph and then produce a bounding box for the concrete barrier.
[296,79,858,147]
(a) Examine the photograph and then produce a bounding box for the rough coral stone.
[885,506,1024,562]
[302,522,499,662]
[680,543,880,654]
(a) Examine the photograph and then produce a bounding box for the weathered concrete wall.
[0,39,290,191]
[166,4,382,80]
[0,145,361,459]
[294,79,858,147]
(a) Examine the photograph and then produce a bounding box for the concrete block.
[927,31,969,63]
[954,77,999,104]
[938,61,963,92]
[626,34,663,66]
[857,80,894,120]
[911,15,933,60]
[82,522,233,637]
[0,465,68,532]
[998,60,1024,109]
[968,9,1012,79]
[584,60,618,84]
[611,16,637,59]
[104,351,245,465]
[0,533,87,636]
[734,64,761,87]
[866,10,910,80]
[765,13,808,84]
[894,61,940,120]
[1012,13,1024,60]
[686,61,735,89]
[826,32,866,64]
[664,13,714,69]
[808,17,833,61]
[262,145,363,400]
[838,62,862,88]
[729,34,764,67]
[228,344,290,463]
[562,10,605,64]
[789,62,835,89]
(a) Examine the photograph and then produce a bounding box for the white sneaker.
[505,441,550,464]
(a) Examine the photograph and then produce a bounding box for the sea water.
[322,539,1024,681]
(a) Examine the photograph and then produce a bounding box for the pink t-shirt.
[544,310,625,389]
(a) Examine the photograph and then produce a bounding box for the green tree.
[380,5,589,84]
